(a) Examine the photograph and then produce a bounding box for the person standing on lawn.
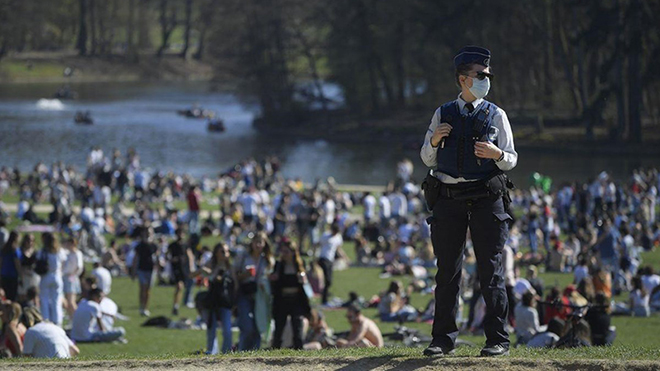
[420,46,518,357]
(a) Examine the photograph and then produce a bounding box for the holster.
[486,172,516,223]
[421,171,442,211]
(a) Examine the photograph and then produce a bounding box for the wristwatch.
[495,150,505,162]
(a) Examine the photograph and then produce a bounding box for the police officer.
[420,46,518,357]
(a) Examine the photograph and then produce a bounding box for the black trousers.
[318,258,333,304]
[430,194,510,349]
[1,276,18,301]
[272,297,306,349]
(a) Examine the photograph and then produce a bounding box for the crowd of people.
[0,148,658,357]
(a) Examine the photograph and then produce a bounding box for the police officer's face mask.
[468,75,490,99]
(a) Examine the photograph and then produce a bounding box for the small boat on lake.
[207,119,226,133]
[177,106,215,119]
[74,111,93,125]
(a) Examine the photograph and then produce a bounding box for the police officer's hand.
[431,123,452,147]
[474,141,503,159]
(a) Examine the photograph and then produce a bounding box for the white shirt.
[526,331,559,348]
[323,199,336,224]
[378,196,391,218]
[63,250,84,277]
[240,192,260,216]
[71,299,102,341]
[514,303,541,340]
[631,290,650,309]
[92,266,113,295]
[420,94,518,184]
[363,195,376,219]
[502,245,515,287]
[642,274,660,295]
[99,297,118,330]
[23,322,75,358]
[44,250,67,276]
[389,192,407,216]
[513,278,533,299]
[319,232,343,261]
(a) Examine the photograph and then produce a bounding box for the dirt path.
[3,357,659,371]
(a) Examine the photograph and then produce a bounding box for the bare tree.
[76,0,88,55]
[126,0,138,62]
[179,0,193,58]
[156,0,177,57]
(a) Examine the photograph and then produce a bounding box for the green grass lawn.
[0,60,65,80]
[3,187,660,360]
[67,238,660,360]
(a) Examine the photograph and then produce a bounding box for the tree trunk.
[293,25,327,111]
[393,15,406,108]
[97,1,107,55]
[76,0,88,55]
[613,0,627,142]
[193,26,206,60]
[614,54,626,142]
[627,0,642,143]
[89,0,97,55]
[556,6,582,114]
[138,0,151,49]
[126,0,138,62]
[156,0,176,57]
[179,0,193,58]
[0,39,8,60]
[542,0,554,110]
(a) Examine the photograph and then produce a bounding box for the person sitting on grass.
[514,291,543,345]
[629,276,650,317]
[71,288,126,343]
[336,305,383,348]
[526,317,565,348]
[303,310,334,350]
[377,280,417,322]
[22,308,79,358]
[585,292,615,346]
[0,302,26,357]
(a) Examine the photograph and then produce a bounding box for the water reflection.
[0,81,657,186]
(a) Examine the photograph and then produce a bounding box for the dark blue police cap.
[454,46,491,68]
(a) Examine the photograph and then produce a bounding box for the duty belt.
[438,181,491,200]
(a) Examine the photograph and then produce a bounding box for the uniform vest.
[435,100,500,180]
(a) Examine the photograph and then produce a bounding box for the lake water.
[0,81,657,187]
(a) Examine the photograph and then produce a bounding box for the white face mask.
[468,76,490,99]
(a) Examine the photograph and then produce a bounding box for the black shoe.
[423,344,455,357]
[480,344,509,357]
[172,306,179,316]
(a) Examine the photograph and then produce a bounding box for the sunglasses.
[464,71,495,81]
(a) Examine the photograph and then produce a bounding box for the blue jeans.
[189,211,200,235]
[204,308,233,354]
[237,295,260,350]
[90,327,126,342]
[528,231,538,253]
[183,277,194,305]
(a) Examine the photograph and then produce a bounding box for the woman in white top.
[630,276,650,317]
[62,237,84,317]
[39,232,67,326]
